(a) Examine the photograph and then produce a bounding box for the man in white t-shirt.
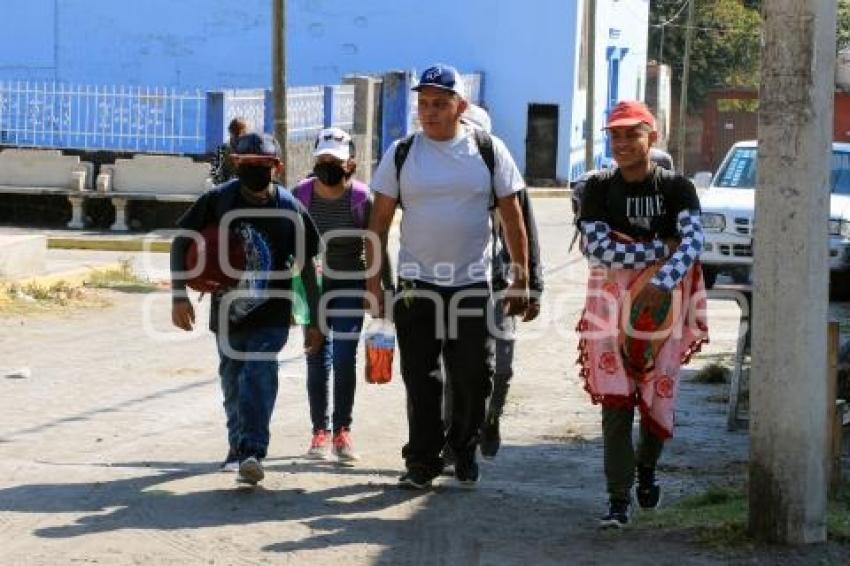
[366,63,529,489]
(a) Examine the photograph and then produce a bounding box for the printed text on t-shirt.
[626,194,666,231]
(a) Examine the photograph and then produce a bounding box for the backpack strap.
[394,134,416,208]
[472,128,496,194]
[349,179,370,228]
[471,128,497,211]
[293,177,315,209]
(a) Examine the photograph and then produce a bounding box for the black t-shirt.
[578,166,700,241]
[175,181,321,332]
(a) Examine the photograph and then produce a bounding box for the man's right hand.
[664,237,681,258]
[366,279,385,319]
[172,299,195,331]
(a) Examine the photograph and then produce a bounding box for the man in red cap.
[576,100,708,527]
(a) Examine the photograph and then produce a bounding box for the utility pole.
[584,0,597,172]
[676,0,695,173]
[658,23,665,66]
[272,0,288,183]
[750,0,836,544]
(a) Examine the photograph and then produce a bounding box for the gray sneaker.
[236,456,264,485]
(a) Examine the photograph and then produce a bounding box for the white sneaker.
[219,449,239,473]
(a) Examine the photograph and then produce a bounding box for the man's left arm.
[650,208,705,292]
[497,193,529,315]
[516,188,543,321]
[491,136,530,315]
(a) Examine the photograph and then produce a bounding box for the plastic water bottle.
[364,320,395,384]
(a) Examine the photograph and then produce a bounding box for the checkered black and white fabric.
[581,221,668,270]
[650,209,704,291]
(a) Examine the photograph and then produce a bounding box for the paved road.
[0,199,835,565]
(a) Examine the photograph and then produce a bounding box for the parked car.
[700,140,850,298]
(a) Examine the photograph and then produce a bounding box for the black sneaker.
[220,448,239,473]
[455,455,480,488]
[636,465,661,509]
[441,445,456,476]
[398,468,436,490]
[599,499,630,528]
[479,414,501,459]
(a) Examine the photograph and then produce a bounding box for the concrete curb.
[48,237,172,253]
[0,262,126,291]
[528,188,571,198]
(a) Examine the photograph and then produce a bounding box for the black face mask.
[313,162,347,186]
[238,165,273,192]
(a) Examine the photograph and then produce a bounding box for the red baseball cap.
[604,101,656,130]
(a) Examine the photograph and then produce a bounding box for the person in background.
[210,117,248,185]
[441,104,545,462]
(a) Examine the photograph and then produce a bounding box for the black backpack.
[393,128,496,208]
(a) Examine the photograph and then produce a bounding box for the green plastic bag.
[291,272,311,326]
[290,256,322,326]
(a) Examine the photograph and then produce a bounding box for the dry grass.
[0,260,158,316]
[86,260,159,293]
[0,281,107,315]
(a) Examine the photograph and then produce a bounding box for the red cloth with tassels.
[576,261,709,439]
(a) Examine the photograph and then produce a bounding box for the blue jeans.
[305,280,365,432]
[217,324,289,459]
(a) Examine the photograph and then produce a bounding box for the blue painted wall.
[285,0,581,178]
[0,0,271,87]
[0,0,648,178]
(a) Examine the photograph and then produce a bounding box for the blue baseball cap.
[412,64,464,97]
[233,133,281,158]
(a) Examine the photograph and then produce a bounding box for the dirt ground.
[0,199,847,565]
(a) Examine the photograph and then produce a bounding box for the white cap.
[313,127,353,160]
[461,103,492,133]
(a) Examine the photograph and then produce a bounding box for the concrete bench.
[94,155,213,231]
[0,149,93,229]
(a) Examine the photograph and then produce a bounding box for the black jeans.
[602,406,665,501]
[394,279,494,474]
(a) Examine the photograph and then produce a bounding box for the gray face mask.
[237,165,272,192]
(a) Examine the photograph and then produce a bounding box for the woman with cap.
[292,127,391,462]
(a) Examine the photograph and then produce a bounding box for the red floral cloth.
[577,261,709,439]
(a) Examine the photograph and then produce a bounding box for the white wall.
[569,0,650,179]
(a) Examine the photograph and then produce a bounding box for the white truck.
[700,140,850,298]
